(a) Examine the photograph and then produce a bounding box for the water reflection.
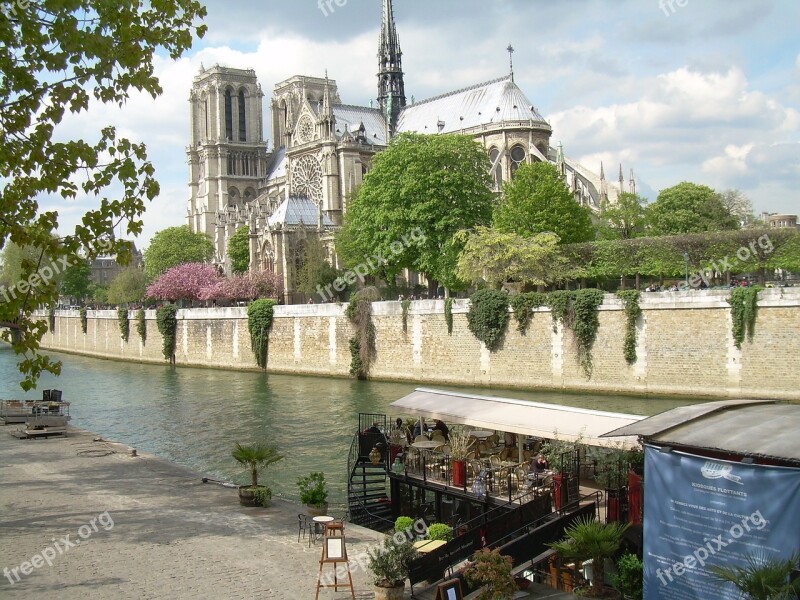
[0,345,697,505]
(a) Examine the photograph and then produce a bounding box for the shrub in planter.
[368,535,418,599]
[427,523,453,542]
[463,548,517,600]
[252,486,273,508]
[394,516,414,534]
[297,471,329,515]
[613,553,643,600]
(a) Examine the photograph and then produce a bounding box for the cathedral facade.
[186,0,633,299]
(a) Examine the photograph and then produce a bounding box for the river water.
[0,345,697,506]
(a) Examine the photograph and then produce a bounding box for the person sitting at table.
[533,453,549,473]
[364,421,381,434]
[431,419,450,442]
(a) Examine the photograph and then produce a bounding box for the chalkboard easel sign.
[434,578,463,600]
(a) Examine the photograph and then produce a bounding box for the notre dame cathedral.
[186,0,634,298]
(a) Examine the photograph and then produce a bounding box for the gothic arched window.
[510,145,526,177]
[224,88,233,141]
[238,90,247,142]
[489,147,502,190]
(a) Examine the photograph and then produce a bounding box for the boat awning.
[389,387,645,449]
[601,399,800,465]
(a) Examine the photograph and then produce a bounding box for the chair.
[430,432,445,443]
[297,513,310,543]
[489,455,501,469]
[414,435,427,443]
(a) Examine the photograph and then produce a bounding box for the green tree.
[0,0,206,389]
[294,236,341,297]
[597,192,648,240]
[337,133,494,292]
[494,162,595,244]
[647,182,739,235]
[90,284,109,306]
[107,268,148,305]
[60,259,91,302]
[227,226,251,274]
[144,226,214,279]
[0,242,54,289]
[455,227,567,289]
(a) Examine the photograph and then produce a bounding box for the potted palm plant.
[448,426,471,487]
[297,471,329,516]
[709,551,800,600]
[548,516,630,598]
[368,535,418,600]
[232,442,284,507]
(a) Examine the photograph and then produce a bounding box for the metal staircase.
[346,413,394,531]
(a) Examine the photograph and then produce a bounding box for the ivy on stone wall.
[509,292,547,334]
[728,286,762,349]
[248,299,277,370]
[444,297,454,335]
[466,289,509,351]
[545,289,605,378]
[79,307,88,334]
[48,306,55,333]
[156,304,178,364]
[136,309,146,345]
[117,307,129,342]
[616,290,641,365]
[401,299,411,333]
[346,287,379,379]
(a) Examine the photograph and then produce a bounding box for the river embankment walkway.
[0,427,384,599]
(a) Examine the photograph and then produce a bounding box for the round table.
[469,430,493,439]
[311,516,335,544]
[412,440,443,449]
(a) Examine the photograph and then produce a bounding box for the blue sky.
[50,0,799,247]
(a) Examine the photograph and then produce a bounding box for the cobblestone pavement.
[0,428,386,599]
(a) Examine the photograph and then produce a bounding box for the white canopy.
[390,387,645,450]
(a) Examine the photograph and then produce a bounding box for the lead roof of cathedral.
[397,75,548,135]
[268,195,334,228]
[332,105,387,145]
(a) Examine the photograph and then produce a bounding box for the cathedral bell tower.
[186,65,268,266]
[377,0,406,137]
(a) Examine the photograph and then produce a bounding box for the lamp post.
[683,252,689,288]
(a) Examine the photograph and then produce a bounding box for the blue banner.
[644,445,800,600]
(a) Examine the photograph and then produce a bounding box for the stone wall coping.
[45,287,799,320]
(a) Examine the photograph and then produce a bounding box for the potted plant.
[709,551,800,600]
[297,471,329,516]
[548,516,630,598]
[448,426,471,487]
[232,442,283,507]
[463,548,517,600]
[426,523,453,542]
[612,553,643,600]
[368,535,418,600]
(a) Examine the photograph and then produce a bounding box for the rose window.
[293,154,323,202]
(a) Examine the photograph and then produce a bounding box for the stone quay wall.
[39,289,800,400]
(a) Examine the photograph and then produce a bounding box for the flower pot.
[369,445,382,465]
[452,459,466,487]
[306,502,329,517]
[374,583,405,600]
[238,485,266,507]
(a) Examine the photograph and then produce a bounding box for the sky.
[47,0,800,249]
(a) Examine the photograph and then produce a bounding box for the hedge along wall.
[37,289,800,400]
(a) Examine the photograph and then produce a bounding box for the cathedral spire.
[619,163,624,189]
[629,168,636,195]
[378,0,406,137]
[319,70,335,140]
